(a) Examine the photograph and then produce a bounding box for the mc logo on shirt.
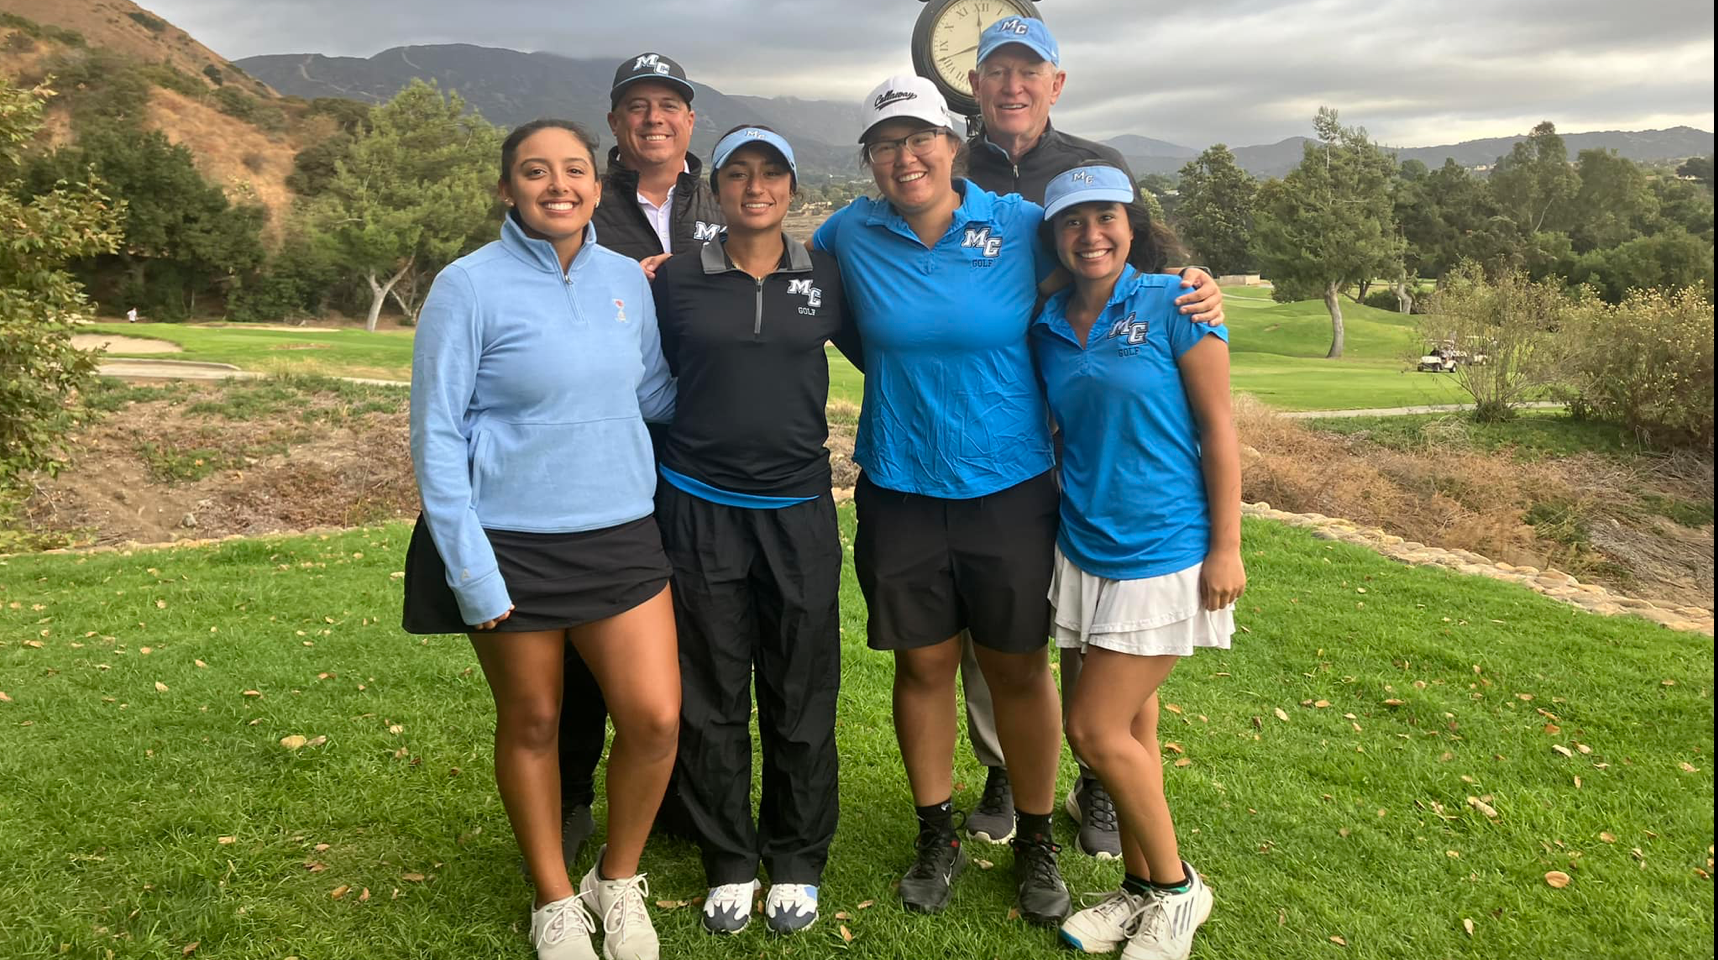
[1106,311,1149,347]
[961,226,1004,259]
[693,221,726,242]
[787,278,823,313]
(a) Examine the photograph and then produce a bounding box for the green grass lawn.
[97,291,1474,413]
[2,514,1711,959]
[1302,410,1650,460]
[86,324,416,382]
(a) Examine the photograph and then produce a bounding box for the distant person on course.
[955,14,1225,863]
[405,118,677,960]
[650,124,863,937]
[1033,163,1240,960]
[553,51,724,865]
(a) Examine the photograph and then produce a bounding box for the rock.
[1495,562,1517,572]
[1536,571,1572,585]
[1678,607,1710,618]
[1380,535,1404,546]
[180,513,198,529]
[1585,602,1624,616]
[1515,566,1541,576]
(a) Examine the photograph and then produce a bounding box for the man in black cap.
[554,52,724,867]
[591,52,726,261]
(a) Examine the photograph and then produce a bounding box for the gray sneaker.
[1011,835,1072,925]
[1065,776,1122,860]
[966,766,1015,844]
[520,804,599,881]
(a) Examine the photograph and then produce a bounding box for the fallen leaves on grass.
[1679,762,1699,773]
[217,836,236,845]
[1330,934,1348,946]
[840,924,854,943]
[331,884,351,899]
[402,872,426,882]
[0,691,10,702]
[1274,707,1290,722]
[182,942,199,956]
[1466,796,1500,820]
[1545,871,1572,888]
[155,682,169,693]
[1551,745,1574,758]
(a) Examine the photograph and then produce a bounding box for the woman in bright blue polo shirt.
[1033,163,1242,960]
[810,74,1071,924]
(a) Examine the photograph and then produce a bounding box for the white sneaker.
[579,846,660,960]
[701,879,760,934]
[530,892,598,960]
[1121,864,1213,960]
[1059,887,1150,953]
[763,883,819,934]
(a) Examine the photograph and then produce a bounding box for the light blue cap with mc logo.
[1043,164,1136,221]
[977,16,1061,67]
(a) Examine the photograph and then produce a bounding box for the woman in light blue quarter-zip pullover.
[404,119,677,960]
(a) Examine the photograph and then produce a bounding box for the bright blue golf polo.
[1031,265,1230,580]
[813,180,1056,499]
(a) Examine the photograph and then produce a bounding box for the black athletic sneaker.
[967,766,1016,843]
[1011,835,1072,925]
[899,826,966,914]
[562,803,597,865]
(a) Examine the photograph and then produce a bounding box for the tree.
[1174,144,1257,275]
[1675,155,1713,190]
[310,80,501,331]
[1252,107,1403,357]
[1418,263,1572,422]
[1567,149,1657,252]
[25,126,266,318]
[1488,121,1579,235]
[1396,159,1522,282]
[1136,172,1180,223]
[1565,228,1715,303]
[0,80,124,487]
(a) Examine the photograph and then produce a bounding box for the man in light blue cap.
[965,16,1132,202]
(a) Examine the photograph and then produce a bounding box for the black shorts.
[401,514,671,634]
[853,469,1058,654]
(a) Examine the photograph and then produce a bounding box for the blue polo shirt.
[1031,266,1230,580]
[813,180,1056,499]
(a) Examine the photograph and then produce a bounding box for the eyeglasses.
[865,129,947,165]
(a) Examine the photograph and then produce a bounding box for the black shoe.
[1064,776,1122,859]
[562,803,596,864]
[899,826,966,914]
[966,766,1015,843]
[1010,835,1071,925]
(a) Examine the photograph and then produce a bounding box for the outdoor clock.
[911,0,1044,119]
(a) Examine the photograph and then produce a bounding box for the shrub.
[141,61,206,98]
[202,64,224,86]
[127,11,168,33]
[1362,288,1402,311]
[1417,263,1573,422]
[1562,287,1714,450]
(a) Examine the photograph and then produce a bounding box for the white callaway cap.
[858,75,957,143]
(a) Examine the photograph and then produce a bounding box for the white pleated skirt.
[1049,547,1235,657]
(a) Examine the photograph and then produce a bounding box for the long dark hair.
[1037,159,1182,274]
[499,119,601,183]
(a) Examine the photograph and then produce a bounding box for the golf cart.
[1418,340,1460,373]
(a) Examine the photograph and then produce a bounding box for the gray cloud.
[147,0,1713,148]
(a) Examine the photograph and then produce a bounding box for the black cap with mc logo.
[611,52,695,107]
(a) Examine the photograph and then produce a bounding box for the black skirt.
[401,514,671,635]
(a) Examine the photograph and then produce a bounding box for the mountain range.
[236,43,1714,181]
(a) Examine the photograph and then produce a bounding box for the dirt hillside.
[2,0,265,94]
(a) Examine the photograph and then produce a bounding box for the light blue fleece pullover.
[410,214,676,625]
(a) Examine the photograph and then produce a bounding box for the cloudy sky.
[144,0,1713,148]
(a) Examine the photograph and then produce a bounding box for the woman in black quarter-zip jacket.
[646,124,862,938]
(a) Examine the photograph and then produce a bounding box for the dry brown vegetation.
[1236,396,1715,608]
[3,0,252,92]
[18,383,1713,615]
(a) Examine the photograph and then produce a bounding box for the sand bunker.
[72,334,183,354]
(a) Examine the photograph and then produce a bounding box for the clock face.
[923,0,1037,102]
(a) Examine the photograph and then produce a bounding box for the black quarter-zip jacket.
[651,237,863,497]
[965,121,1135,204]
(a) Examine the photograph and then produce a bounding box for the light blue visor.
[1043,165,1136,221]
[712,127,797,177]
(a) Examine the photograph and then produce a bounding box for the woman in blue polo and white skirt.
[1030,162,1243,960]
